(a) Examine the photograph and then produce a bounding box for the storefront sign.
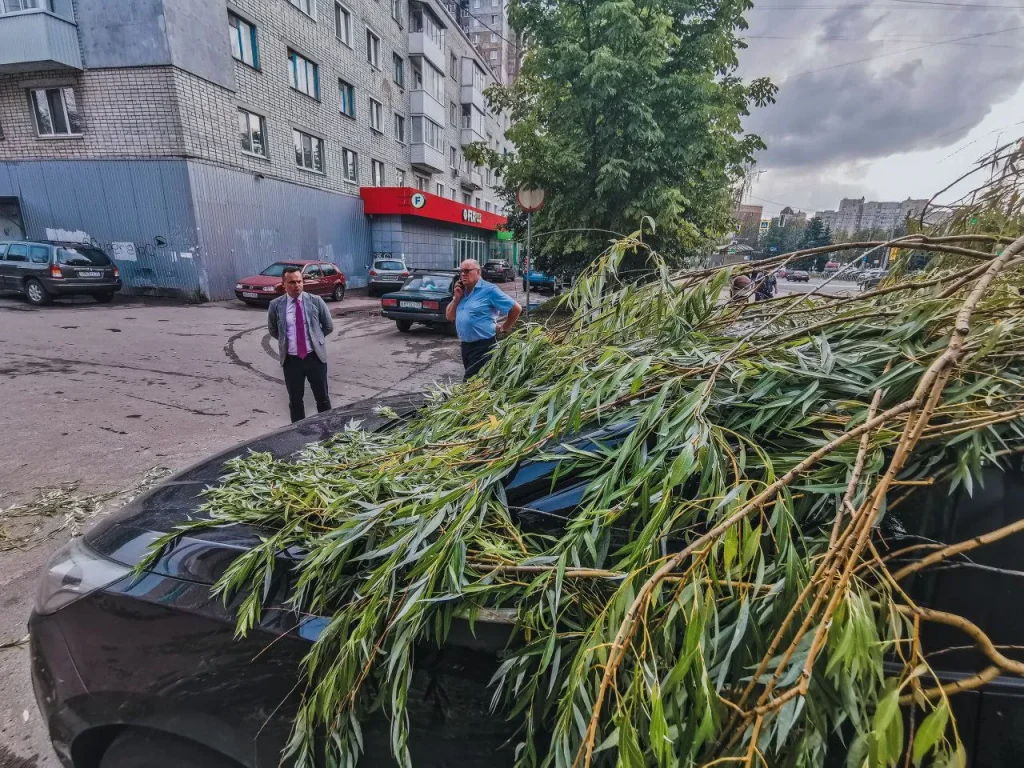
[360,187,507,232]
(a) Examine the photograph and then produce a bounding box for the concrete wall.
[0,158,206,298]
[187,160,372,299]
[75,0,234,89]
[369,215,494,271]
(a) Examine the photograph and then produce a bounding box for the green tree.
[471,0,776,274]
[793,216,832,269]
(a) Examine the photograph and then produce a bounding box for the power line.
[785,23,1024,78]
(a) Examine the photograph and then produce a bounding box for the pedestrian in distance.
[730,274,752,304]
[446,259,523,381]
[267,265,334,422]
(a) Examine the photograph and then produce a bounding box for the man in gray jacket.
[267,265,335,422]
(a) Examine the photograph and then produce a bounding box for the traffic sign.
[760,220,770,230]
[517,186,545,213]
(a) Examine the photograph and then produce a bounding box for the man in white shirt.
[267,266,335,422]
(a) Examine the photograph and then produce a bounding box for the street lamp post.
[516,186,545,317]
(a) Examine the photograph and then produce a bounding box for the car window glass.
[304,266,321,279]
[375,260,405,270]
[260,263,292,277]
[29,245,50,264]
[58,247,111,266]
[6,244,28,262]
[0,244,8,260]
[321,265,336,277]
[402,275,452,292]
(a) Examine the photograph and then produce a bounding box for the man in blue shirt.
[446,259,523,380]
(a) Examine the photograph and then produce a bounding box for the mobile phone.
[455,279,465,292]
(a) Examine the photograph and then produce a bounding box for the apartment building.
[0,0,513,299]
[816,197,928,236]
[458,0,521,85]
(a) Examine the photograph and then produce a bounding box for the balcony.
[460,126,484,147]
[460,168,483,191]
[0,10,81,72]
[409,90,446,128]
[408,31,445,73]
[460,82,486,112]
[411,143,445,174]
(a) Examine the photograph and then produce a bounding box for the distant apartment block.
[816,197,928,236]
[0,0,515,300]
[734,202,762,245]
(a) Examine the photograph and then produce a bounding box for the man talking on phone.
[446,259,522,380]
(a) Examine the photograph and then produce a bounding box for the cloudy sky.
[736,0,1024,216]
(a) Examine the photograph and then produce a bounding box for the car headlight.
[235,283,243,290]
[35,537,132,616]
[263,286,277,293]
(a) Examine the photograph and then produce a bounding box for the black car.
[380,271,456,333]
[29,397,1024,767]
[789,269,810,283]
[0,241,121,305]
[481,260,515,283]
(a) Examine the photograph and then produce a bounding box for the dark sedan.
[482,260,515,282]
[380,271,456,333]
[26,395,1024,767]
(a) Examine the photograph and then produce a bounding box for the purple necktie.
[295,296,309,359]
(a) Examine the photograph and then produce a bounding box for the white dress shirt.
[285,294,308,356]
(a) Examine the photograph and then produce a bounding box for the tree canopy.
[472,0,775,275]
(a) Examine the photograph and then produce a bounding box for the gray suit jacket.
[267,292,334,365]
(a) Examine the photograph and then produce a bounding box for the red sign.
[360,187,507,232]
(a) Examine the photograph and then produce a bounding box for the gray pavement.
[0,281,526,768]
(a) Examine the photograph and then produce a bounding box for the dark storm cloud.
[739,2,1024,171]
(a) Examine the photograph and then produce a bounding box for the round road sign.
[517,186,545,213]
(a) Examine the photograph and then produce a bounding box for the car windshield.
[57,247,110,266]
[375,261,405,270]
[260,262,301,277]
[402,275,453,292]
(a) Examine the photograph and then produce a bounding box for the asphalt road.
[0,282,544,767]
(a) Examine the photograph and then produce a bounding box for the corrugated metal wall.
[0,159,205,298]
[187,161,372,299]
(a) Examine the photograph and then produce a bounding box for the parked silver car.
[368,257,411,296]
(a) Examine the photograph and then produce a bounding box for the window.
[369,98,383,132]
[392,0,402,23]
[450,53,459,79]
[366,29,380,68]
[410,7,443,48]
[238,108,267,158]
[412,60,445,103]
[485,201,491,212]
[473,0,480,8]
[410,116,443,150]
[3,0,52,10]
[450,188,457,200]
[394,113,406,143]
[475,197,482,207]
[29,245,49,264]
[342,147,358,183]
[435,182,444,197]
[397,169,406,186]
[371,159,385,186]
[293,129,324,172]
[450,146,457,168]
[322,264,338,277]
[228,13,259,68]
[491,14,498,23]
[29,87,81,137]
[416,175,429,191]
[289,0,314,17]
[393,53,404,87]
[289,50,319,99]
[462,193,471,205]
[339,79,355,117]
[304,264,322,279]
[489,50,498,63]
[335,2,352,45]
[57,247,109,266]
[449,102,458,126]
[5,244,27,262]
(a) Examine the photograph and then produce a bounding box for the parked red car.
[235,260,346,305]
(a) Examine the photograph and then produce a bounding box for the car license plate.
[79,271,101,278]
[243,292,259,299]
[400,300,421,309]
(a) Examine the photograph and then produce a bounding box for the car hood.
[238,275,283,287]
[85,394,425,583]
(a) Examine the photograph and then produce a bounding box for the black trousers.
[283,354,331,422]
[461,336,497,381]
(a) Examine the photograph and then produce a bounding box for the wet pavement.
[0,282,526,767]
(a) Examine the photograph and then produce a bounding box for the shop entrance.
[453,231,487,267]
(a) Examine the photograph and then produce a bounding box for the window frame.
[394,112,406,144]
[293,129,325,174]
[397,168,406,187]
[371,158,386,187]
[334,2,352,46]
[339,79,356,118]
[449,52,458,79]
[228,12,259,69]
[392,0,402,25]
[341,147,359,184]
[393,53,404,88]
[29,86,82,138]
[288,49,320,100]
[369,97,383,133]
[288,0,316,19]
[237,107,268,159]
[366,28,381,69]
